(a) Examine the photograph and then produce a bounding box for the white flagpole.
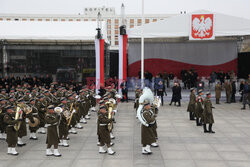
[141,0,144,88]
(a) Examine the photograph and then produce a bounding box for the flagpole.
[141,0,144,89]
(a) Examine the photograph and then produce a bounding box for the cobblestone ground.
[0,90,250,167]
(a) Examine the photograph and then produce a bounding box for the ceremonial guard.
[4,105,21,155]
[187,88,196,120]
[202,92,215,133]
[57,103,69,147]
[27,98,40,140]
[0,98,7,139]
[16,99,27,147]
[97,105,115,155]
[134,89,141,112]
[45,105,61,157]
[194,90,203,126]
[215,82,222,104]
[141,101,156,154]
[224,80,232,103]
[36,95,46,134]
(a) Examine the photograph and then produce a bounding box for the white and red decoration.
[118,34,128,91]
[95,38,105,94]
[190,14,214,40]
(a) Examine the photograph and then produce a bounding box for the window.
[38,19,42,21]
[130,19,134,23]
[145,19,149,23]
[153,19,157,22]
[53,19,58,21]
[46,19,50,21]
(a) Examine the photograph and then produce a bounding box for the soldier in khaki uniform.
[134,89,142,112]
[202,92,215,133]
[187,88,196,120]
[45,105,61,157]
[16,99,27,147]
[194,90,203,126]
[57,103,69,147]
[36,95,46,134]
[98,105,115,155]
[27,98,40,140]
[215,82,222,104]
[0,98,7,140]
[224,80,232,103]
[4,105,21,155]
[141,101,156,154]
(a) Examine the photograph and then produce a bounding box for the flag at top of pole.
[95,12,105,94]
[119,3,128,94]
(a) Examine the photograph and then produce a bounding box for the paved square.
[0,91,250,167]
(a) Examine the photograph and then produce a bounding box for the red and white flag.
[190,14,214,40]
[95,38,105,94]
[118,34,128,93]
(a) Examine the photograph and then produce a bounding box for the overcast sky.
[1,0,250,19]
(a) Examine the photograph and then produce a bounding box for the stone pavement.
[1,91,250,167]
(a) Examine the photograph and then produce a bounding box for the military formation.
[187,88,215,133]
[0,83,113,156]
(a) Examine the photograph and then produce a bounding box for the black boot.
[191,113,195,120]
[196,118,201,126]
[203,124,209,133]
[241,104,246,110]
[190,112,195,120]
[209,124,215,133]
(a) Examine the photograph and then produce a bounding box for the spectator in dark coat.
[169,82,182,107]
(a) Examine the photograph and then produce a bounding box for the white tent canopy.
[0,21,107,42]
[128,10,250,38]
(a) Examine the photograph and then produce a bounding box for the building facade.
[0,7,175,50]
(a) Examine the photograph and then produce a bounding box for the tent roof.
[0,21,107,42]
[128,10,250,39]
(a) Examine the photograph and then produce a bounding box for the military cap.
[198,89,203,94]
[17,98,24,103]
[190,88,195,92]
[99,105,106,110]
[58,104,64,108]
[5,105,14,110]
[44,90,49,94]
[48,105,54,109]
[29,98,35,102]
[0,98,5,102]
[7,96,14,100]
[99,100,104,104]
[103,97,108,101]
[206,92,211,96]
[60,97,67,101]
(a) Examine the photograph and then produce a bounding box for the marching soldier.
[57,103,69,147]
[97,105,115,155]
[45,105,61,157]
[187,88,196,120]
[134,89,141,112]
[215,82,222,104]
[16,99,27,147]
[151,104,159,147]
[27,98,40,140]
[0,98,7,140]
[202,92,215,133]
[141,101,156,154]
[194,90,203,126]
[67,94,78,134]
[36,95,46,134]
[4,105,21,155]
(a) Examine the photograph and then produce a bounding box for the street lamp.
[96,12,102,39]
